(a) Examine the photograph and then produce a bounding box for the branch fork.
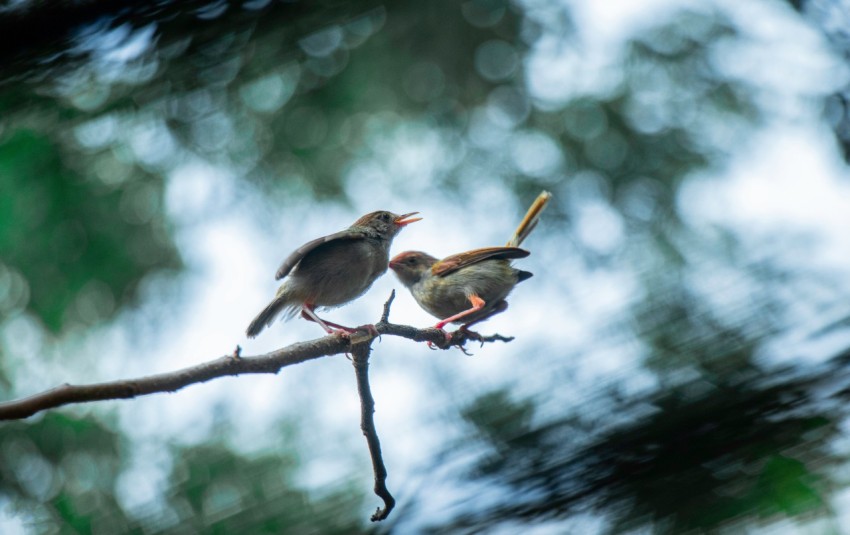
[0,291,515,522]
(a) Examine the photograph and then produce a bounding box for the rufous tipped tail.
[507,191,552,247]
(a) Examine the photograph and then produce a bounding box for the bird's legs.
[427,298,510,349]
[427,294,487,349]
[460,300,508,330]
[435,294,486,330]
[301,304,355,335]
[456,300,508,346]
[301,304,378,337]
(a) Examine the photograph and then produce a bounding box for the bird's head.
[389,250,438,287]
[353,211,421,240]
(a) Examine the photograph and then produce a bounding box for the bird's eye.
[381,213,391,221]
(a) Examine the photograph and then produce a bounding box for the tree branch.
[0,293,516,522]
[351,339,395,521]
[0,335,349,421]
[0,300,513,421]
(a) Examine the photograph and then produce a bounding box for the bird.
[389,192,551,334]
[247,210,421,338]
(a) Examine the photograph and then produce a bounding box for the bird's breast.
[413,260,519,319]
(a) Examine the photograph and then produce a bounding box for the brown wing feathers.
[431,246,530,277]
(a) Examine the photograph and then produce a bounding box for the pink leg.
[319,318,358,333]
[461,300,508,330]
[435,295,486,330]
[427,295,486,349]
[301,305,355,335]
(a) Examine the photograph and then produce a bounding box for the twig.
[380,289,396,323]
[460,330,515,346]
[351,340,395,521]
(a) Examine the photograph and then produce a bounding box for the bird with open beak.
[247,210,421,337]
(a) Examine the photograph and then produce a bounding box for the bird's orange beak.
[394,212,422,227]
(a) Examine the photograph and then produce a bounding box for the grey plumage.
[247,210,419,338]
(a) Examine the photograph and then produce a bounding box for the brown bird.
[389,192,551,334]
[247,210,421,337]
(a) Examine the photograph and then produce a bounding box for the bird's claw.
[348,324,379,344]
[459,327,485,348]
[357,324,379,337]
[331,329,352,338]
[427,328,452,350]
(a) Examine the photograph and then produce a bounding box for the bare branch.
[460,330,515,345]
[0,300,515,422]
[0,293,518,523]
[351,340,395,521]
[380,289,396,323]
[0,335,350,421]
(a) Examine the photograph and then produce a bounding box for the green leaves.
[0,129,180,332]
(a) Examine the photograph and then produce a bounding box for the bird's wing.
[274,228,367,280]
[431,246,530,277]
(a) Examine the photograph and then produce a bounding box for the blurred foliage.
[0,130,179,333]
[162,443,365,534]
[1,0,849,533]
[0,414,366,533]
[0,414,128,532]
[791,0,850,161]
[424,355,847,534]
[524,9,758,230]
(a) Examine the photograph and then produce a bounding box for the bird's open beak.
[394,212,422,227]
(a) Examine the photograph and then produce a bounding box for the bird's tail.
[507,191,552,247]
[246,288,298,338]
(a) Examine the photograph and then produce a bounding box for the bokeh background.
[3,0,850,532]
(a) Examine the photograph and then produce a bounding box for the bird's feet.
[458,326,485,344]
[454,326,486,353]
[330,328,353,338]
[356,323,379,337]
[322,323,358,337]
[347,323,379,344]
[427,327,453,350]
